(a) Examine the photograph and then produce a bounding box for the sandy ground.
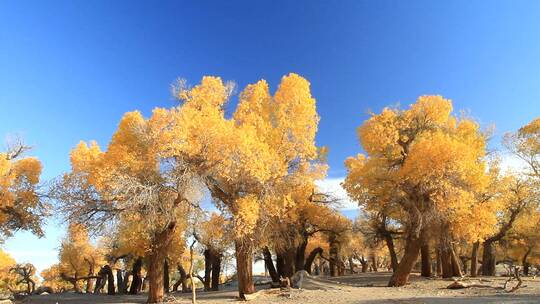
[20,272,540,304]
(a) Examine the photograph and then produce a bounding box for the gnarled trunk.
[235,238,255,300]
[388,231,421,286]
[147,223,176,303]
[262,247,279,282]
[129,257,143,294]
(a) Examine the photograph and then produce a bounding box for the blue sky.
[1,1,539,274]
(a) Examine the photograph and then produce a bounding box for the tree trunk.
[304,247,323,274]
[276,247,295,279]
[103,265,115,295]
[142,277,147,291]
[295,238,308,272]
[72,277,82,293]
[522,247,532,276]
[164,260,170,294]
[204,249,212,291]
[147,223,176,303]
[129,257,143,294]
[329,235,339,277]
[436,247,442,276]
[384,234,399,272]
[116,270,124,294]
[276,253,284,278]
[360,257,369,273]
[94,274,103,294]
[211,253,221,291]
[235,238,255,300]
[388,232,421,286]
[262,247,279,282]
[176,264,188,292]
[440,245,453,278]
[420,243,431,277]
[481,241,496,276]
[470,241,479,277]
[348,256,355,274]
[189,241,196,304]
[370,254,378,272]
[450,245,462,277]
[460,256,469,275]
[86,277,94,294]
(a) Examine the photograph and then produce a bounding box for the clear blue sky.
[1,1,539,274]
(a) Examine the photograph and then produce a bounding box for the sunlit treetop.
[344,95,490,242]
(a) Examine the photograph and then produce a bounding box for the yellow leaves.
[0,144,44,239]
[234,194,260,239]
[408,95,453,126]
[273,73,319,161]
[12,157,42,185]
[0,249,16,292]
[177,76,231,109]
[70,141,102,173]
[345,95,493,242]
[59,223,105,280]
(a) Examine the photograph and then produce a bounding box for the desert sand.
[21,272,540,304]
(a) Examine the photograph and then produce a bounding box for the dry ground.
[21,272,540,304]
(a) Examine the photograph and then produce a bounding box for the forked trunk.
[147,223,176,303]
[235,238,255,300]
[388,232,421,286]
